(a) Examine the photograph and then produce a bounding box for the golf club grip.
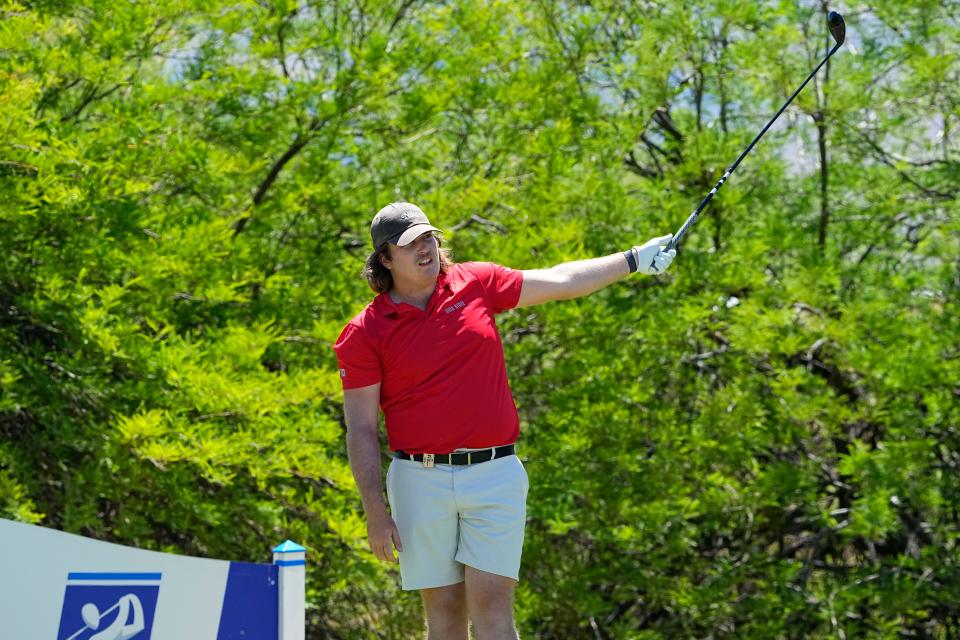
[663,40,843,255]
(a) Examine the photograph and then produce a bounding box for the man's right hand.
[366,508,403,563]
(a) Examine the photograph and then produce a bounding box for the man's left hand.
[632,234,677,275]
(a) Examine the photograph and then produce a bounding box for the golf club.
[659,11,846,258]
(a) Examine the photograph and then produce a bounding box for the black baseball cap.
[370,202,441,248]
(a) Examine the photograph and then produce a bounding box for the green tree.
[1,0,956,637]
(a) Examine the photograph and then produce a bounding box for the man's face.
[381,231,440,288]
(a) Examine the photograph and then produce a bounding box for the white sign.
[0,519,304,640]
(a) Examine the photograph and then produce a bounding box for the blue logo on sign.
[56,573,161,640]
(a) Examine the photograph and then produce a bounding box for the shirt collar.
[437,270,452,292]
[374,271,452,317]
[373,292,402,317]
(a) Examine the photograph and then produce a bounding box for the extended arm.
[517,253,629,308]
[343,383,402,562]
[516,234,675,308]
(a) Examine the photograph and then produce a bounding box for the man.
[334,202,675,639]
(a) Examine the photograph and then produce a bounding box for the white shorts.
[386,453,529,591]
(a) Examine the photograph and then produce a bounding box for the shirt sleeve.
[333,321,382,389]
[462,262,524,314]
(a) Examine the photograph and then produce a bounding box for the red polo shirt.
[334,262,523,454]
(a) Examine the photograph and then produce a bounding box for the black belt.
[395,444,515,467]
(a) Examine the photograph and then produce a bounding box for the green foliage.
[1,0,957,637]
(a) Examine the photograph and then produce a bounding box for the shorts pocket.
[514,456,529,497]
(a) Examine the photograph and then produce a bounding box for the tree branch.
[652,107,684,143]
[854,129,957,200]
[623,150,658,178]
[387,0,417,35]
[234,114,333,235]
[450,214,508,234]
[60,82,124,123]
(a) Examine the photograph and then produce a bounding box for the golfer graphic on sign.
[66,594,145,640]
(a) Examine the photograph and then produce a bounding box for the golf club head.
[828,11,845,46]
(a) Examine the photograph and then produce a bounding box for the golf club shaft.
[665,40,843,253]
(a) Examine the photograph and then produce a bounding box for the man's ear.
[379,249,392,270]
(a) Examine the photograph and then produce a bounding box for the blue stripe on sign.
[67,572,162,581]
[217,561,279,640]
[274,560,305,567]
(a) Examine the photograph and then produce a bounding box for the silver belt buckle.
[422,453,435,468]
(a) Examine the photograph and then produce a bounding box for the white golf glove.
[631,234,676,275]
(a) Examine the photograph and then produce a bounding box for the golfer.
[334,202,675,639]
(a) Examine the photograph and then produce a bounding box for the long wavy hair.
[363,237,452,294]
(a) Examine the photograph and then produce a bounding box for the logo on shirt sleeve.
[339,368,347,378]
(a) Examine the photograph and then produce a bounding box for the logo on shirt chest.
[443,300,466,315]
